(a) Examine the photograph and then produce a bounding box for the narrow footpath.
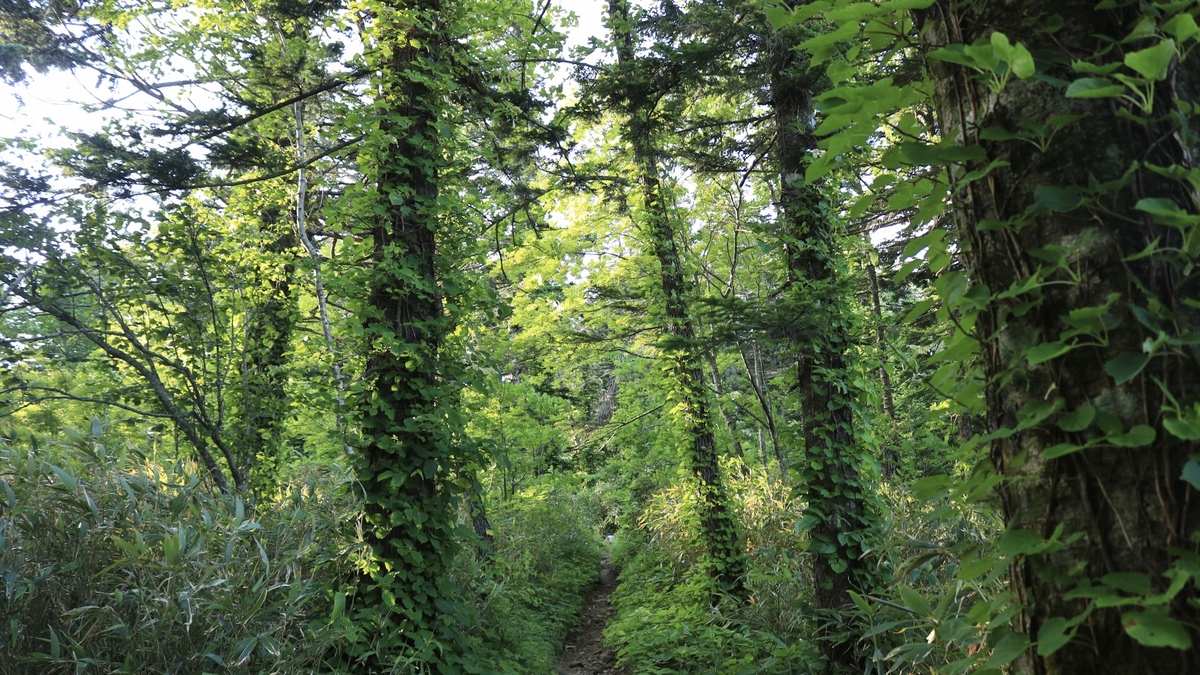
[555,556,624,674]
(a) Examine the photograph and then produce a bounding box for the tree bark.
[918,2,1200,672]
[351,0,475,665]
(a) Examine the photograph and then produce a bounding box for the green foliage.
[604,467,820,674]
[458,480,605,672]
[0,427,355,674]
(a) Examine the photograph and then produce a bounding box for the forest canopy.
[1,0,1198,673]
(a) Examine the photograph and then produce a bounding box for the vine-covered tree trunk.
[770,24,873,673]
[351,0,476,667]
[919,2,1200,672]
[607,0,748,598]
[241,212,298,503]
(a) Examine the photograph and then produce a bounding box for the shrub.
[0,428,355,674]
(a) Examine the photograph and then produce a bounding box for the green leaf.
[1010,43,1036,79]
[232,636,258,666]
[957,555,1000,581]
[1122,609,1193,649]
[1027,341,1070,365]
[1032,186,1082,212]
[1125,40,1177,81]
[1105,352,1150,384]
[1066,77,1125,98]
[1043,442,1085,459]
[1102,572,1151,595]
[1110,425,1156,447]
[899,585,933,617]
[1058,404,1095,432]
[1036,616,1076,657]
[48,464,77,492]
[998,529,1046,556]
[984,631,1031,669]
[1181,460,1200,490]
[1163,13,1200,43]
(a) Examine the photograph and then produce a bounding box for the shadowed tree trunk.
[918,2,1200,672]
[349,0,477,666]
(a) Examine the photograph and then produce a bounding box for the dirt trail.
[555,557,625,675]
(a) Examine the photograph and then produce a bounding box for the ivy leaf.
[1032,185,1082,212]
[1027,341,1070,365]
[998,529,1046,556]
[1122,610,1193,649]
[1164,415,1200,441]
[1105,352,1150,384]
[1163,14,1200,43]
[1037,616,1076,657]
[1110,425,1156,447]
[1102,572,1151,595]
[1066,77,1125,98]
[1124,40,1177,81]
[1058,403,1095,432]
[1043,442,1084,459]
[1181,460,1200,490]
[984,631,1031,669]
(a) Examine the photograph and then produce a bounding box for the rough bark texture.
[770,25,873,673]
[608,0,748,598]
[919,2,1200,673]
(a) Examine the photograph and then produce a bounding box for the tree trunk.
[608,0,748,598]
[770,21,874,673]
[919,2,1200,672]
[867,261,899,478]
[241,211,297,504]
[351,0,476,666]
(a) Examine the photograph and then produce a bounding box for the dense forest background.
[1,0,1198,673]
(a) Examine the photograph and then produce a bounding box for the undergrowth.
[0,427,604,673]
[0,430,353,674]
[605,463,1003,674]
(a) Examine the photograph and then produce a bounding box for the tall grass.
[0,428,607,674]
[0,429,356,674]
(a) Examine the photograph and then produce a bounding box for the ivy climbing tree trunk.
[240,210,298,504]
[350,0,478,667]
[918,1,1200,672]
[607,0,748,598]
[770,21,874,672]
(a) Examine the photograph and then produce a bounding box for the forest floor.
[555,555,624,675]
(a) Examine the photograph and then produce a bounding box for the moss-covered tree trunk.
[607,0,748,598]
[919,1,1200,672]
[350,0,476,667]
[769,24,873,673]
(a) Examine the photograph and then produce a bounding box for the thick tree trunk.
[608,0,748,598]
[770,22,874,673]
[919,2,1200,672]
[351,0,474,666]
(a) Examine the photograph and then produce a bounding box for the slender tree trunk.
[241,210,298,504]
[739,344,784,473]
[608,0,748,598]
[867,261,899,477]
[918,2,1200,672]
[770,22,873,672]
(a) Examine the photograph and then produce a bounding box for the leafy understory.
[1,0,1198,673]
